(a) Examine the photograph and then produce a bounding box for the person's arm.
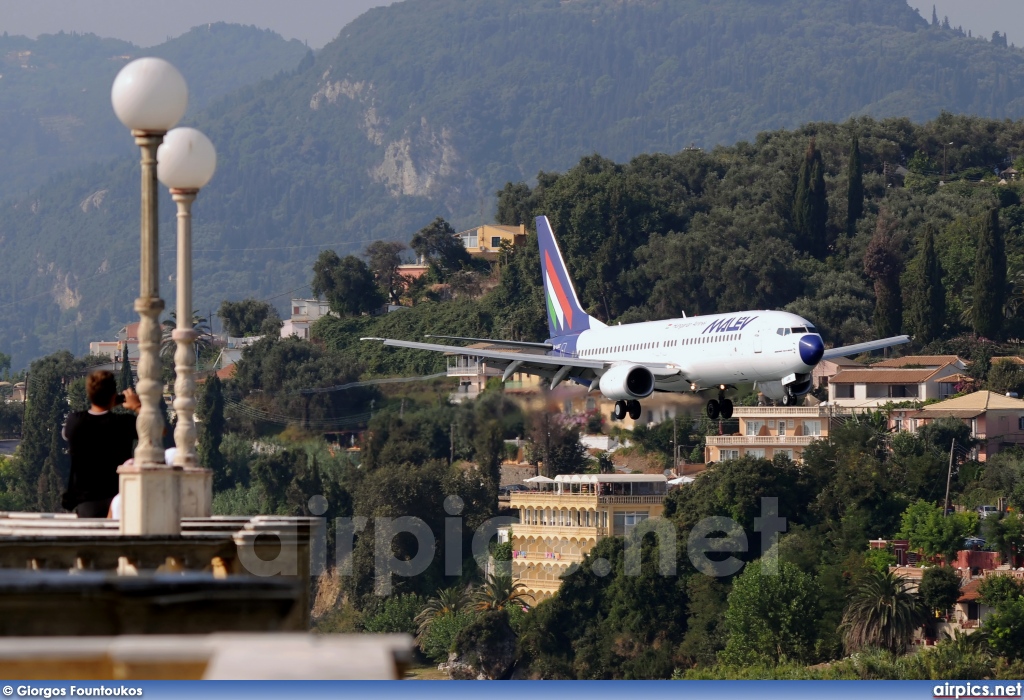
[122,388,141,413]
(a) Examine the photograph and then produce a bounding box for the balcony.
[705,435,819,447]
[732,406,834,418]
[509,492,665,507]
[511,523,606,538]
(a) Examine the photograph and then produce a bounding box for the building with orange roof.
[888,390,1024,461]
[828,355,966,408]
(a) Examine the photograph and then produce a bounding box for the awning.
[524,475,555,483]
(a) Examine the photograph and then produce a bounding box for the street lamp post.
[158,128,217,517]
[111,57,188,535]
[943,141,954,177]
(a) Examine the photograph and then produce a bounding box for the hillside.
[0,23,309,200]
[6,0,1024,367]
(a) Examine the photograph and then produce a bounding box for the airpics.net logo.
[933,683,1024,698]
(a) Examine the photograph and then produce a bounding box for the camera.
[114,392,126,406]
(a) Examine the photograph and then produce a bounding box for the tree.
[918,566,961,613]
[793,138,829,258]
[118,343,134,394]
[365,241,408,305]
[529,412,588,478]
[719,560,823,666]
[842,568,927,654]
[985,598,1024,661]
[13,352,75,509]
[410,217,472,281]
[311,250,384,316]
[898,500,979,563]
[846,135,863,235]
[415,585,472,634]
[905,225,945,344]
[218,298,279,337]
[972,208,1005,339]
[474,573,532,612]
[987,360,1024,396]
[0,352,10,380]
[160,311,214,360]
[196,375,227,489]
[982,513,1024,564]
[864,212,903,338]
[978,574,1024,607]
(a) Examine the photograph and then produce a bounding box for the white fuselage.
[566,310,822,392]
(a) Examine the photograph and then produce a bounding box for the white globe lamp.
[111,57,188,133]
[158,127,217,191]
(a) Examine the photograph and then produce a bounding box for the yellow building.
[507,474,667,601]
[704,405,834,463]
[454,224,526,259]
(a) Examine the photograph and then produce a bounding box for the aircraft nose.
[799,334,824,366]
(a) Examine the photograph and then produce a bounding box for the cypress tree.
[864,214,903,338]
[972,208,1006,339]
[906,226,945,343]
[793,138,829,258]
[118,344,134,393]
[14,352,73,510]
[931,5,938,26]
[847,136,864,235]
[197,375,226,488]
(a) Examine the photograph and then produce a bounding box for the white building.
[280,299,332,340]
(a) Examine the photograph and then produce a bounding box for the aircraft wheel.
[706,399,720,420]
[720,399,734,420]
[782,393,795,406]
[613,400,628,420]
[627,400,642,420]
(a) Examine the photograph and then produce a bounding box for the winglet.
[536,215,594,338]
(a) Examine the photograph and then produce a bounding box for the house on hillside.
[454,224,527,260]
[812,356,862,390]
[888,390,1024,461]
[828,355,967,408]
[280,299,331,340]
[705,404,835,464]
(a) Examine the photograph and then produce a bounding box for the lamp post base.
[179,467,213,518]
[118,462,182,536]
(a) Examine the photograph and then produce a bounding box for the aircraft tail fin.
[536,215,603,338]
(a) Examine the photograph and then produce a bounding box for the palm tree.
[160,310,214,362]
[842,568,928,655]
[414,585,471,634]
[473,573,533,612]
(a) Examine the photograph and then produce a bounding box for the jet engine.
[598,363,655,400]
[758,373,813,403]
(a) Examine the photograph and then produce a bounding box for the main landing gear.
[706,393,734,420]
[613,400,642,421]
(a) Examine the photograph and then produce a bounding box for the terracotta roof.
[942,374,976,384]
[216,364,237,380]
[873,355,964,369]
[992,356,1024,366]
[958,578,982,603]
[919,390,1024,413]
[821,356,862,367]
[916,409,985,419]
[831,368,940,384]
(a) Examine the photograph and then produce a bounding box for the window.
[746,421,763,436]
[490,236,502,248]
[834,384,854,399]
[721,449,740,460]
[746,448,766,458]
[1018,416,1024,431]
[803,420,821,436]
[776,449,794,460]
[777,422,786,436]
[613,511,650,536]
[461,232,478,248]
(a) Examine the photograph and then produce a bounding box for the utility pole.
[943,438,956,516]
[450,422,455,465]
[672,414,678,472]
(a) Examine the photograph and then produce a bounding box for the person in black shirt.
[62,370,141,517]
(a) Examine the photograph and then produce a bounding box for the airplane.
[364,216,910,421]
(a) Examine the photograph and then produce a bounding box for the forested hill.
[6,0,1024,367]
[0,24,309,200]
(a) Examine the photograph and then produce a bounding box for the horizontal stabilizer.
[822,335,911,360]
[423,334,553,350]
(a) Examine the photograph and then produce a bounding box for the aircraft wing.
[821,335,911,360]
[361,337,683,387]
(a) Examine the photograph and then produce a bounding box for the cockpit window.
[790,327,807,333]
[777,328,792,336]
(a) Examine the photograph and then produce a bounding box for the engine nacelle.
[758,373,813,401]
[598,363,655,400]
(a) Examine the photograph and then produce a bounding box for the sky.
[0,1,1019,54]
[0,0,394,49]
[916,0,1024,45]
